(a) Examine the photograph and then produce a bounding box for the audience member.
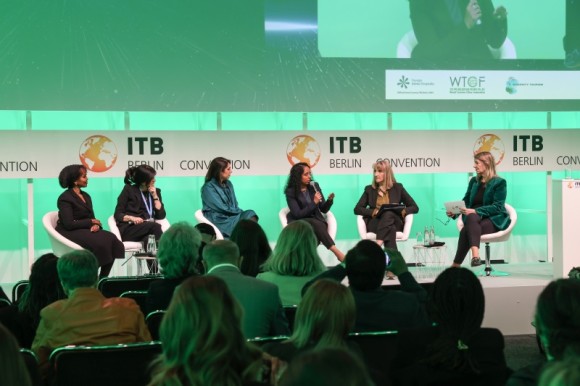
[392,267,511,386]
[203,240,290,338]
[0,323,33,386]
[231,219,272,277]
[32,250,151,372]
[0,253,65,348]
[262,279,357,362]
[303,240,428,332]
[539,357,580,386]
[278,348,374,386]
[146,222,202,313]
[194,222,217,274]
[257,220,325,305]
[508,279,580,386]
[148,276,273,386]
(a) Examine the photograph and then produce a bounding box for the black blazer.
[285,182,332,223]
[114,185,166,230]
[57,189,98,230]
[354,183,419,226]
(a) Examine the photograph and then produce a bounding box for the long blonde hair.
[474,151,497,183]
[289,279,355,350]
[148,276,263,386]
[263,220,325,276]
[371,159,397,190]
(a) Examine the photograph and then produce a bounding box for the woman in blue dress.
[201,157,258,238]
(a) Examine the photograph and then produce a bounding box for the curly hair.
[284,162,311,197]
[156,222,202,279]
[262,220,324,276]
[148,276,264,386]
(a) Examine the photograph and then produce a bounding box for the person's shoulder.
[104,297,141,313]
[40,299,67,317]
[363,184,374,191]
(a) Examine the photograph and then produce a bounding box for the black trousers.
[366,211,404,250]
[300,217,335,249]
[453,214,497,264]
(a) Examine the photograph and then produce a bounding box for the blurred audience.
[32,250,151,372]
[146,222,202,313]
[203,240,290,338]
[303,240,428,332]
[258,220,325,305]
[392,267,511,386]
[278,347,374,386]
[0,253,65,348]
[231,219,272,277]
[539,357,580,386]
[0,323,33,386]
[194,222,217,274]
[262,279,357,362]
[148,276,274,386]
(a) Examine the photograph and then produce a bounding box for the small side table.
[412,244,447,278]
[134,252,158,276]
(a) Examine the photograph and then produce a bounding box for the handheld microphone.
[309,181,318,192]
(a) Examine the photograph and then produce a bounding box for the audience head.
[291,279,355,350]
[157,222,202,279]
[194,223,217,245]
[230,219,272,277]
[263,220,324,277]
[285,162,311,195]
[202,240,240,271]
[424,267,485,373]
[278,347,373,386]
[57,250,99,294]
[344,240,385,291]
[150,276,263,386]
[474,151,497,181]
[0,323,32,386]
[123,164,157,187]
[58,164,87,189]
[205,157,231,183]
[534,279,580,361]
[539,357,580,386]
[371,159,396,190]
[18,253,65,327]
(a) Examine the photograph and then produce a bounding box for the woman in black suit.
[114,165,166,254]
[354,160,419,250]
[55,164,124,278]
[284,162,344,262]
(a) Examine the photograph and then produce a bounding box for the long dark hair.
[205,157,230,183]
[58,164,86,189]
[230,220,271,277]
[285,162,311,196]
[422,267,485,374]
[18,253,66,328]
[123,164,157,186]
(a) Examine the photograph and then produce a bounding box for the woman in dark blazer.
[114,165,166,253]
[284,162,344,261]
[354,160,419,250]
[55,164,124,277]
[449,151,510,267]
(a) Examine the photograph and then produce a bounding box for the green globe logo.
[473,134,505,165]
[79,135,118,173]
[286,135,321,168]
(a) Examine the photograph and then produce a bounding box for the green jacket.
[462,176,510,231]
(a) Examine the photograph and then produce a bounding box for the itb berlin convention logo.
[79,135,118,173]
[473,134,505,165]
[286,135,321,168]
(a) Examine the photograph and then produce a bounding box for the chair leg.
[476,242,509,277]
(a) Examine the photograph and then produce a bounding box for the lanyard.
[140,190,153,219]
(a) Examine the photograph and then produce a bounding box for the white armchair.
[42,211,84,257]
[356,213,414,243]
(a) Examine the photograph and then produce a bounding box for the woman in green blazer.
[449,152,510,267]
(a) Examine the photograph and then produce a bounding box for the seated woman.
[0,253,65,348]
[146,222,202,313]
[262,279,357,362]
[201,157,257,238]
[114,164,166,249]
[148,276,272,386]
[257,220,325,305]
[56,164,124,277]
[230,219,272,277]
[448,151,510,267]
[354,160,419,250]
[392,267,511,386]
[284,162,344,261]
